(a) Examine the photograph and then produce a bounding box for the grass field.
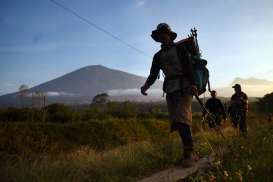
[190,116,273,181]
[0,105,272,181]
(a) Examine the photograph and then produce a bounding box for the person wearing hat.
[229,84,248,136]
[140,23,198,167]
[203,90,227,127]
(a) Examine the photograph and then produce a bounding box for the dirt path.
[138,155,214,182]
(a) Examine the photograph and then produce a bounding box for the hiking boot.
[174,157,193,168]
[191,153,200,162]
[175,153,199,168]
[181,158,194,168]
[174,158,184,166]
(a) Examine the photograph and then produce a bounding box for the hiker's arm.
[244,94,249,112]
[141,55,160,95]
[146,55,160,87]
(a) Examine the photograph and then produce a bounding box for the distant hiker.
[203,90,227,127]
[268,113,272,122]
[228,84,248,136]
[141,23,198,167]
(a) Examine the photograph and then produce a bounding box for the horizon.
[1,0,273,95]
[0,64,272,98]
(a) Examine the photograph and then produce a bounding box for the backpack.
[176,28,210,95]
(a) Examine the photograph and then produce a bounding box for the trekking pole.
[207,80,212,93]
[194,94,225,139]
[191,27,199,54]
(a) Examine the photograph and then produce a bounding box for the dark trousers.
[232,111,247,135]
[172,122,193,158]
[239,112,247,135]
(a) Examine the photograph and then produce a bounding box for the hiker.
[203,90,227,127]
[268,113,272,122]
[140,23,198,167]
[228,84,248,136]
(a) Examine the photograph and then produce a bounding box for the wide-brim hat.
[232,84,241,89]
[151,23,177,42]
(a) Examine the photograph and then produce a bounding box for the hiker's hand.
[141,84,149,96]
[189,85,198,95]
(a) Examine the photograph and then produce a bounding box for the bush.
[0,108,43,122]
[45,104,74,123]
[257,92,273,113]
[106,102,137,118]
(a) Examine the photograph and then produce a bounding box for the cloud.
[25,92,77,97]
[107,88,161,96]
[46,92,78,97]
[0,82,17,95]
[137,0,145,7]
[4,83,16,87]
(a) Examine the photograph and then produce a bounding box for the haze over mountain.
[0,65,162,106]
[0,65,272,107]
[215,77,273,97]
[231,77,273,85]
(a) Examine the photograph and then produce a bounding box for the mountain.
[216,77,273,97]
[1,65,273,107]
[231,77,273,85]
[0,65,163,107]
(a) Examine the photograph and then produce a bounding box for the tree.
[257,92,273,113]
[92,93,110,105]
[19,84,29,108]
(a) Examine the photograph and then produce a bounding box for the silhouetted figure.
[141,23,198,167]
[203,90,226,127]
[268,113,272,122]
[228,84,248,136]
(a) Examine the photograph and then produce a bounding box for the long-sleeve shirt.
[205,97,226,117]
[145,43,195,93]
[230,91,248,112]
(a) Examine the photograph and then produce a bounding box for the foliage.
[92,92,109,104]
[257,91,273,113]
[0,101,272,181]
[0,101,169,123]
[0,107,44,122]
[189,114,273,182]
[45,104,74,123]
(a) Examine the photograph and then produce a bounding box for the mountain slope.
[1,65,273,107]
[30,65,161,96]
[0,65,162,106]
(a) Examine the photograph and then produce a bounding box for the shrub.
[45,104,74,123]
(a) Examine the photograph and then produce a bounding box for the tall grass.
[0,109,271,181]
[189,114,273,181]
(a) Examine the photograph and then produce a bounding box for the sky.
[1,0,273,95]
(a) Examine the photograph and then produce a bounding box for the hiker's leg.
[166,93,178,132]
[166,92,194,163]
[239,112,247,135]
[216,115,221,126]
[231,114,238,128]
[167,91,193,129]
[177,123,193,159]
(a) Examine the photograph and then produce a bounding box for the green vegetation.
[189,114,273,181]
[0,102,168,122]
[0,102,272,181]
[257,91,273,113]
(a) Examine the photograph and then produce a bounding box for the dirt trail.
[138,155,214,182]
